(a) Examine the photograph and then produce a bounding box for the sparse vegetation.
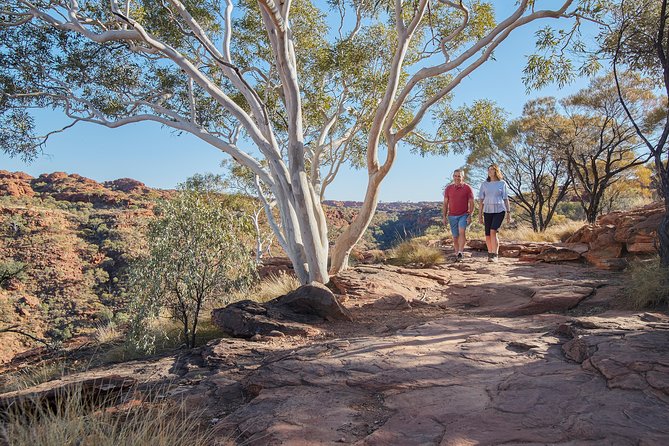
[93,321,122,345]
[623,258,669,309]
[0,260,27,288]
[0,360,70,393]
[501,220,586,243]
[3,388,216,446]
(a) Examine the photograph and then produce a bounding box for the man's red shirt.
[444,183,474,216]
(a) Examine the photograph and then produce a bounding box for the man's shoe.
[491,253,499,263]
[487,253,493,262]
[456,252,464,261]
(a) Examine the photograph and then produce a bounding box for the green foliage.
[128,181,257,351]
[0,259,27,288]
[520,1,608,91]
[624,258,669,309]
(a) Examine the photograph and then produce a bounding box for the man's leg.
[448,216,460,255]
[458,226,467,254]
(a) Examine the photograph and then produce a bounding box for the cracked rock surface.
[3,254,668,445]
[207,257,669,445]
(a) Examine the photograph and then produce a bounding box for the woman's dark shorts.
[484,211,506,236]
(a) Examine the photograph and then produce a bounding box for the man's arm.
[443,193,449,224]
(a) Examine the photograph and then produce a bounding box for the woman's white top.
[478,180,508,213]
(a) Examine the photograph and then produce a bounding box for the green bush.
[128,181,257,351]
[0,260,27,288]
[624,258,669,309]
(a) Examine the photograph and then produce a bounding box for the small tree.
[129,181,256,351]
[220,160,276,263]
[608,0,669,266]
[0,260,27,289]
[559,73,656,223]
[467,98,573,232]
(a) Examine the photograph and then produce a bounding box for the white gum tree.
[1,0,591,284]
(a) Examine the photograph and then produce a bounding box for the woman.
[477,164,511,262]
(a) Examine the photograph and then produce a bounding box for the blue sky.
[1,3,596,202]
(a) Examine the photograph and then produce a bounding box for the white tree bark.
[3,0,580,284]
[329,0,576,274]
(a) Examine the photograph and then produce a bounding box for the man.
[443,169,475,261]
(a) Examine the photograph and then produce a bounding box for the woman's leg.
[490,212,506,255]
[483,213,493,254]
[490,229,499,254]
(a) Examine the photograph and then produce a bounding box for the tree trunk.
[659,196,669,268]
[329,170,386,275]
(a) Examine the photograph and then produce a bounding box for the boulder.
[103,178,150,194]
[504,285,594,316]
[211,300,320,338]
[582,253,628,270]
[211,284,351,338]
[562,337,590,363]
[0,171,35,198]
[273,283,353,322]
[369,294,412,310]
[257,257,294,279]
[566,202,664,268]
[536,245,584,262]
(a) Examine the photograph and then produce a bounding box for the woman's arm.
[502,182,511,222]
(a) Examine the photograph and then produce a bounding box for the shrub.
[128,182,257,351]
[623,258,669,309]
[389,239,444,267]
[0,260,27,288]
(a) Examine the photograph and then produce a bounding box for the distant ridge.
[322,200,441,211]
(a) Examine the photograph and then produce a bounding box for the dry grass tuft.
[389,239,444,267]
[3,388,216,446]
[623,258,669,309]
[0,361,69,394]
[502,220,586,243]
[94,322,122,345]
[234,273,301,303]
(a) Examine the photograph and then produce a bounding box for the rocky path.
[208,255,669,445]
[2,254,669,445]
